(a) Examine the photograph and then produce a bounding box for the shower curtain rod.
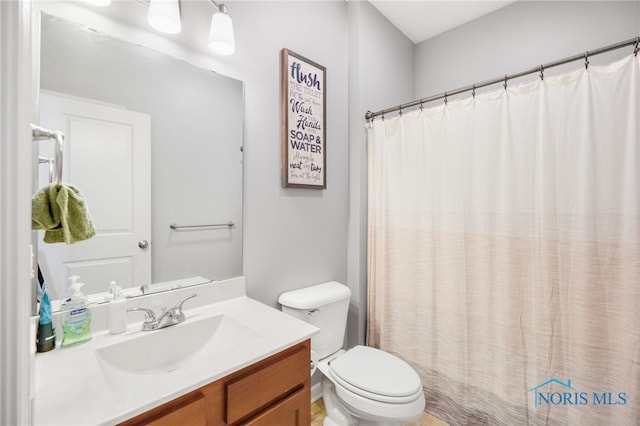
[365,36,640,121]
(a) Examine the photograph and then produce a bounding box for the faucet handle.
[127,307,156,322]
[170,294,197,324]
[128,307,159,331]
[174,294,197,312]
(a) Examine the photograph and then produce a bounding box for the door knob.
[138,240,149,249]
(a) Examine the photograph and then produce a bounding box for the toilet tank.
[279,281,351,359]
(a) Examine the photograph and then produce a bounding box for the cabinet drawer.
[120,390,206,426]
[225,341,310,424]
[241,387,309,426]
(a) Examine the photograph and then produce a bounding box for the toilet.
[279,282,425,426]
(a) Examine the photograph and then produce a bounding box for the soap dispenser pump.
[60,275,92,348]
[108,281,127,335]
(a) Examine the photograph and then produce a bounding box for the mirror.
[36,12,243,307]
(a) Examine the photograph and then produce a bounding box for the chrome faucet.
[127,294,197,331]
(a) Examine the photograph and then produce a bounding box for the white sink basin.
[34,278,321,426]
[96,314,258,387]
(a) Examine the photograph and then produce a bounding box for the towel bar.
[32,124,64,186]
[169,222,234,230]
[38,157,54,184]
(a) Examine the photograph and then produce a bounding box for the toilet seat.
[331,379,426,423]
[328,346,423,404]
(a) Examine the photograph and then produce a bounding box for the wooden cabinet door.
[242,388,309,426]
[225,341,309,423]
[119,340,311,426]
[120,391,206,426]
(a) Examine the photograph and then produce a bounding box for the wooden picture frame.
[281,48,326,189]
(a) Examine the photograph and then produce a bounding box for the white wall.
[346,1,414,346]
[415,1,640,100]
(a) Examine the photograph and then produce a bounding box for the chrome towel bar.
[169,222,234,230]
[38,157,55,184]
[32,124,64,186]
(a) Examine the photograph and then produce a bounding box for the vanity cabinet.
[120,340,311,426]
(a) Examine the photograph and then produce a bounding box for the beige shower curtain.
[367,55,639,425]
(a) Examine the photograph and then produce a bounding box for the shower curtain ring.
[419,101,424,111]
[634,37,639,56]
[539,65,545,80]
[584,52,589,69]
[444,92,448,105]
[399,106,403,116]
[472,85,476,98]
[503,75,508,90]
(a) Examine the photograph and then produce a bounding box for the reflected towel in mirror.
[32,183,96,244]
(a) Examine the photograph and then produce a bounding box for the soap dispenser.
[108,282,127,335]
[60,275,92,348]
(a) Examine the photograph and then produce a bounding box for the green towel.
[32,184,96,244]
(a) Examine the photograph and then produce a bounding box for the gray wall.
[415,1,640,99]
[226,1,351,308]
[223,1,414,349]
[346,1,414,346]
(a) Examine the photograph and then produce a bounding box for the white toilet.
[279,282,425,426]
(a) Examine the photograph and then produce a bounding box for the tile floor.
[311,399,449,426]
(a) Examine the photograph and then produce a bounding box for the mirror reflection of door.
[37,92,151,299]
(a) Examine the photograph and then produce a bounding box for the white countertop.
[33,277,318,425]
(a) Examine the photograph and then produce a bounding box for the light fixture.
[147,0,182,35]
[208,2,235,56]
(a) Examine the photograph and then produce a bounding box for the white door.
[37,92,151,299]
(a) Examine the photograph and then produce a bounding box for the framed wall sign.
[281,48,326,189]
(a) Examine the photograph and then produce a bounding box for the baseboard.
[310,382,322,403]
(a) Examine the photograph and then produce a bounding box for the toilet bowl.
[319,347,425,425]
[279,282,425,426]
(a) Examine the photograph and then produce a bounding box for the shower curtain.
[367,55,639,426]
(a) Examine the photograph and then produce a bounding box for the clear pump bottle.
[108,281,127,335]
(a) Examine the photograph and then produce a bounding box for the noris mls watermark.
[529,378,627,408]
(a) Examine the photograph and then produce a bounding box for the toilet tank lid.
[278,281,351,309]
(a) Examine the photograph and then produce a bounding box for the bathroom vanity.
[32,277,317,425]
[120,340,310,426]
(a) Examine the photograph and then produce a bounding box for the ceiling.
[74,0,517,51]
[369,0,517,44]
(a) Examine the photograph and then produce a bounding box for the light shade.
[208,10,235,55]
[148,0,182,34]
